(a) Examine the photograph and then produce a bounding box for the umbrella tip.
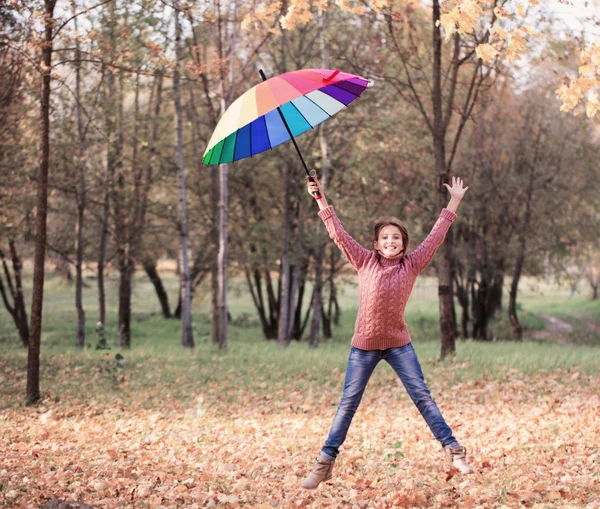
[366,79,374,88]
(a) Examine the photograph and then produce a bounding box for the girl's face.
[373,225,404,258]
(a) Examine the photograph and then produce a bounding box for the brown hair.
[372,217,409,258]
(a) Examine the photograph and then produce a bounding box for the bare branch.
[386,14,434,134]
[52,0,113,40]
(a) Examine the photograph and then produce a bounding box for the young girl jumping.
[301,174,473,490]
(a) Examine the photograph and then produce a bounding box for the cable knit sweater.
[318,205,457,350]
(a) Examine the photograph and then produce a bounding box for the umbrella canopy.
[203,68,370,166]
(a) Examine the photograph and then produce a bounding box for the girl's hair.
[372,217,409,256]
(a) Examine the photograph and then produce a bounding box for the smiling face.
[373,224,404,258]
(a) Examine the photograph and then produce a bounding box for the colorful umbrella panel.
[203,69,369,166]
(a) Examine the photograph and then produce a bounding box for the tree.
[174,0,195,348]
[308,4,330,348]
[0,16,30,348]
[453,69,599,340]
[0,242,29,347]
[73,12,88,348]
[28,0,58,404]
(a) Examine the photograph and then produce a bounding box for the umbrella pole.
[259,69,321,199]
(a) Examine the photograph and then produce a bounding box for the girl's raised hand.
[443,176,469,199]
[306,173,323,200]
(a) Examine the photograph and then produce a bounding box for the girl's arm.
[406,176,468,273]
[307,174,371,271]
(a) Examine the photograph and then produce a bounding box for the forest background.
[1,0,600,507]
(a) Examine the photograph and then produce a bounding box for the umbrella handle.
[308,170,322,201]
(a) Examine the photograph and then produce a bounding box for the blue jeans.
[321,343,459,460]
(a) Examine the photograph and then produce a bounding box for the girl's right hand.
[306,174,323,200]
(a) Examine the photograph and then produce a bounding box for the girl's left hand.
[443,176,469,199]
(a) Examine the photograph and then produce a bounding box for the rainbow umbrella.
[202,68,371,169]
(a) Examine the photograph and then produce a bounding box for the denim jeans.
[321,343,459,460]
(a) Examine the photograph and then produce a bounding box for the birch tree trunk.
[98,0,119,328]
[174,0,194,348]
[217,159,228,348]
[213,0,238,349]
[277,164,291,346]
[309,5,330,347]
[211,165,220,342]
[27,0,57,405]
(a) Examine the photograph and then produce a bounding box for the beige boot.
[301,456,335,489]
[445,445,474,474]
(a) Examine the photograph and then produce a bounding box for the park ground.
[1,272,599,508]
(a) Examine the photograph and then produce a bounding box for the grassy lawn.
[1,270,599,407]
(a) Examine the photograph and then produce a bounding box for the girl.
[301,174,473,490]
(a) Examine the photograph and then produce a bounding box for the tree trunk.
[490,270,504,317]
[432,0,456,359]
[245,269,269,337]
[98,1,120,329]
[113,67,128,348]
[287,200,303,339]
[291,269,307,339]
[117,262,133,347]
[211,165,220,343]
[333,292,340,326]
[309,5,330,348]
[309,244,324,346]
[454,275,469,339]
[174,248,211,319]
[174,0,194,348]
[97,181,109,327]
[73,13,86,348]
[143,259,171,318]
[277,164,291,346]
[216,160,228,348]
[213,0,237,349]
[509,125,539,341]
[509,224,530,341]
[0,242,29,347]
[297,283,314,340]
[508,267,523,340]
[321,248,339,338]
[27,0,57,405]
[472,278,491,340]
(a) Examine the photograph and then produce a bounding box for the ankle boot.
[301,456,335,489]
[444,445,475,474]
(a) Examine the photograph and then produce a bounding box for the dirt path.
[531,313,600,345]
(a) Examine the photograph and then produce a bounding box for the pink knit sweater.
[318,205,457,350]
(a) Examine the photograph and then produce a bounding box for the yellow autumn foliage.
[475,43,498,62]
[243,0,599,118]
[556,43,600,118]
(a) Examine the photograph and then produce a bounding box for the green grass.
[2,327,599,413]
[1,271,599,410]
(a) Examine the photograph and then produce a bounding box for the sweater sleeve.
[318,205,371,271]
[405,208,457,274]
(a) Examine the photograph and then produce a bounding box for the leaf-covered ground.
[1,360,599,509]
